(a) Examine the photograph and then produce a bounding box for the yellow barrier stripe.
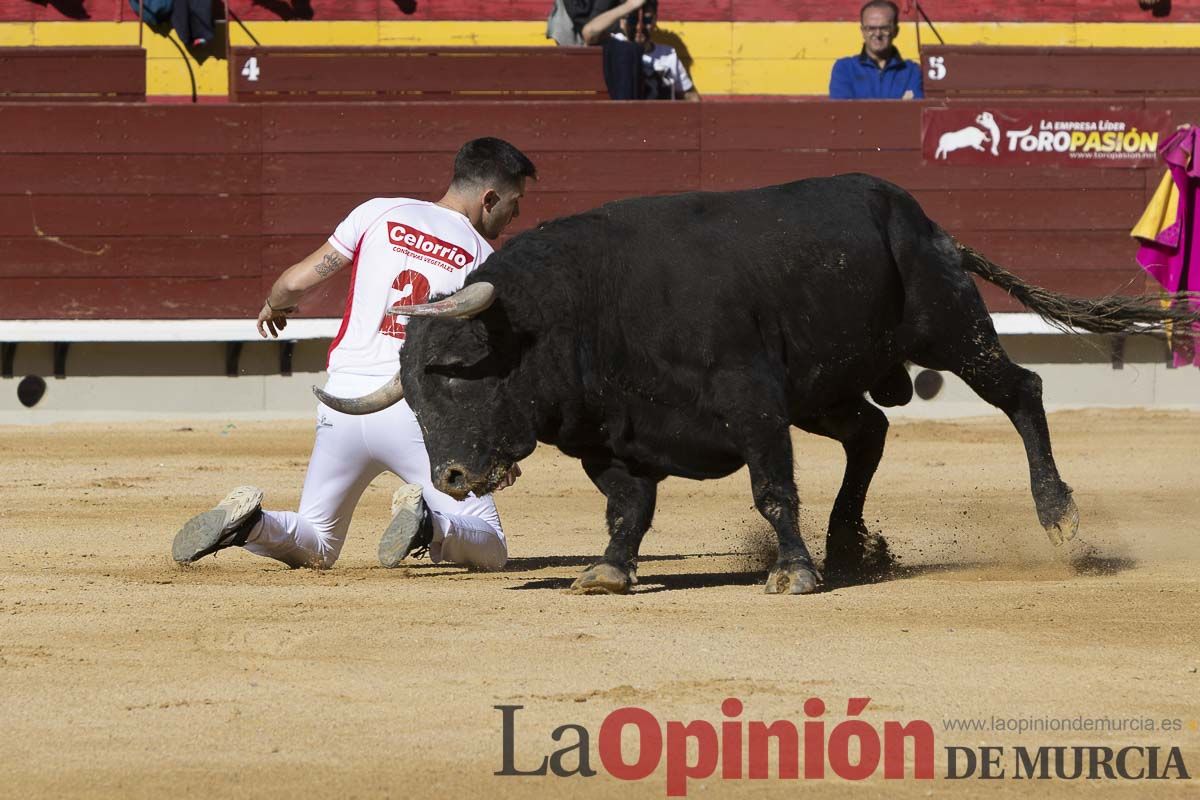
[0,22,33,46]
[8,20,1200,97]
[146,51,229,97]
[241,21,383,47]
[32,21,137,46]
[374,20,544,47]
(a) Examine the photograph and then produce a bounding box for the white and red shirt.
[325,198,492,380]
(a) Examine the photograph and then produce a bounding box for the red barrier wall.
[1,99,1194,320]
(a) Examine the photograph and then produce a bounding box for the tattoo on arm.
[315,250,349,277]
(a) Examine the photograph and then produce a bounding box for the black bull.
[317,174,1199,595]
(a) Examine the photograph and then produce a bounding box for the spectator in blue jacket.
[829,0,923,100]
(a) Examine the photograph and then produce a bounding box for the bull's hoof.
[825,525,895,585]
[764,561,821,595]
[1043,497,1080,546]
[570,562,633,595]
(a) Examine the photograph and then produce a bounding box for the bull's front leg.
[743,425,821,595]
[796,400,894,585]
[571,458,659,595]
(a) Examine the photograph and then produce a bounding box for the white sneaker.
[378,484,434,568]
[172,486,264,564]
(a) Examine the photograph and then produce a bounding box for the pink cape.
[1135,127,1200,367]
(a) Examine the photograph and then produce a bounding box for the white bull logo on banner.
[934,111,1003,159]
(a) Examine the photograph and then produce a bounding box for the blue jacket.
[829,47,924,100]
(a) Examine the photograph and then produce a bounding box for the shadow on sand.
[505,552,1139,594]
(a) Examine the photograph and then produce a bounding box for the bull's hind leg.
[915,320,1078,547]
[892,205,1077,545]
[962,355,1078,544]
[571,458,659,595]
[795,400,894,584]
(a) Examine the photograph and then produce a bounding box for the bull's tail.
[956,241,1200,335]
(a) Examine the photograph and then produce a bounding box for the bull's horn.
[389,282,495,319]
[312,370,404,416]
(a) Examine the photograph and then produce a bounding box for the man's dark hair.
[451,137,537,190]
[859,0,899,24]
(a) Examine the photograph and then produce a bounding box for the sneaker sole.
[379,486,425,568]
[172,487,263,564]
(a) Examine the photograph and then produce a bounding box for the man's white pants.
[242,376,506,570]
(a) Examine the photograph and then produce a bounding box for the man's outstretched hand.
[257,301,297,338]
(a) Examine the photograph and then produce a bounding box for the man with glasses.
[829,0,923,100]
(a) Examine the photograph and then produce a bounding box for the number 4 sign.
[241,56,260,82]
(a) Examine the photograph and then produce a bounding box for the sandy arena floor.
[1,409,1198,798]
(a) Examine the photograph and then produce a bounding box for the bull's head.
[313,282,538,500]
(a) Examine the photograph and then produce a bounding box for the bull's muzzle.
[435,462,476,501]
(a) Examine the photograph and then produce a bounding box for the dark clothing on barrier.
[602,35,642,99]
[128,0,171,24]
[172,0,215,48]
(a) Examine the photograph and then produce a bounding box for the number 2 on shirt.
[380,270,431,341]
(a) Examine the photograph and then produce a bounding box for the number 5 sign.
[926,55,946,81]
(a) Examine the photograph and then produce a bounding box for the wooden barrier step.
[230,46,606,102]
[0,46,145,102]
[922,46,1200,98]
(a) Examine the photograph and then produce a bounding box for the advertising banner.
[923,106,1170,167]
